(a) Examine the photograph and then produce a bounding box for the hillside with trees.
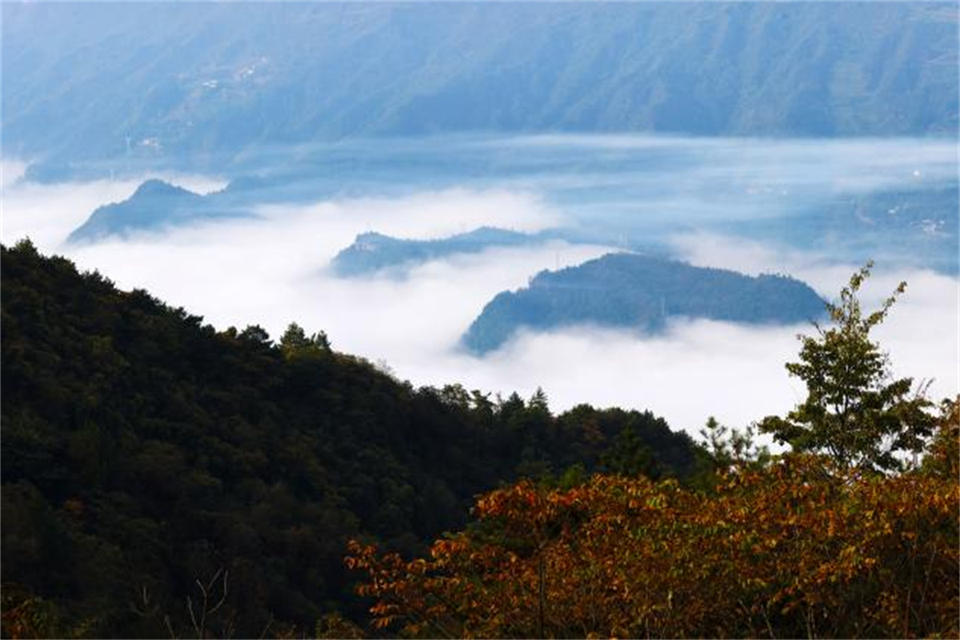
[1,246,956,639]
[0,241,705,638]
[351,265,959,639]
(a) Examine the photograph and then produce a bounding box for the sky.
[3,145,957,439]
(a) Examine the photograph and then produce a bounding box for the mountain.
[331,227,540,277]
[66,173,342,242]
[0,240,706,637]
[462,253,826,354]
[733,184,960,275]
[66,179,233,243]
[2,2,956,171]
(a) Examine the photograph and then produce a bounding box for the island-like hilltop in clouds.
[330,227,544,277]
[463,253,826,355]
[67,180,215,243]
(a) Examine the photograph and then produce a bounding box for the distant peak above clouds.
[67,179,212,244]
[132,179,197,199]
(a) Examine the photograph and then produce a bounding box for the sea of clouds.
[2,140,957,439]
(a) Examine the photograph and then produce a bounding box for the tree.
[759,262,935,473]
[347,466,960,638]
[528,387,551,416]
[238,324,272,345]
[700,416,770,472]
[280,322,311,352]
[280,322,331,358]
[600,425,660,479]
[921,397,959,479]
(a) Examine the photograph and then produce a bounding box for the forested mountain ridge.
[67,179,224,243]
[0,241,706,637]
[463,253,826,354]
[2,2,956,170]
[331,227,540,277]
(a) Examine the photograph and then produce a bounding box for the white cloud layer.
[1,168,956,441]
[1,159,28,186]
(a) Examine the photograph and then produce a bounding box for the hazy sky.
[2,141,957,439]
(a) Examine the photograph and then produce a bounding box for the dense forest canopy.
[0,240,707,638]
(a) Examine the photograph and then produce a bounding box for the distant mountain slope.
[0,241,706,636]
[463,254,826,354]
[748,185,960,275]
[2,2,956,168]
[66,179,238,243]
[65,173,335,242]
[331,227,540,277]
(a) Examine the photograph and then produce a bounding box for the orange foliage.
[347,456,959,638]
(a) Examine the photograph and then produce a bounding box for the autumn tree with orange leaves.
[347,446,958,638]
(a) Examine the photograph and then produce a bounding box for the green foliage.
[0,242,704,637]
[759,262,936,472]
[279,322,331,358]
[600,426,660,479]
[700,416,770,471]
